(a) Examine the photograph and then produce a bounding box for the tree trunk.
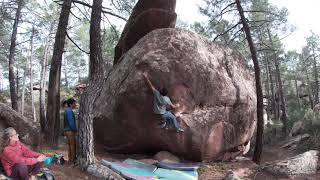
[78,0,104,166]
[40,23,55,132]
[263,55,271,121]
[0,73,3,92]
[16,65,19,101]
[235,0,264,164]
[294,74,301,109]
[21,64,27,115]
[77,60,81,83]
[29,27,36,122]
[40,39,49,132]
[306,69,314,109]
[45,0,72,148]
[63,54,69,88]
[266,55,277,120]
[267,29,287,135]
[8,0,23,111]
[312,47,319,105]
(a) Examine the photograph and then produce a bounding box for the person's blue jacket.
[64,107,77,132]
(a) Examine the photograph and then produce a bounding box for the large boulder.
[93,28,256,161]
[263,150,319,178]
[114,0,176,64]
[289,120,304,137]
[0,103,40,146]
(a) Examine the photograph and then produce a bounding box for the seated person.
[142,72,184,132]
[1,127,46,180]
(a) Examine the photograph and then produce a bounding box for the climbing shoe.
[176,128,184,133]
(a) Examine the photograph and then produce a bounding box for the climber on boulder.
[142,72,184,132]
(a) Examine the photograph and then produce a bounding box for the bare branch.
[72,0,127,21]
[213,22,240,42]
[16,39,30,46]
[103,11,127,21]
[227,27,243,45]
[257,48,277,52]
[243,10,282,17]
[103,13,119,40]
[220,2,236,15]
[65,31,90,54]
[70,9,83,21]
[23,5,47,21]
[72,0,111,11]
[72,2,90,21]
[53,0,63,6]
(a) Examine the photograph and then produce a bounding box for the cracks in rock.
[223,51,241,108]
[118,69,131,90]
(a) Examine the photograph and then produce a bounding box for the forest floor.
[40,137,320,180]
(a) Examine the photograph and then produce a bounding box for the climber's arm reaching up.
[142,72,156,92]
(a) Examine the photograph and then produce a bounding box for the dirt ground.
[199,145,320,180]
[40,138,320,180]
[40,139,153,180]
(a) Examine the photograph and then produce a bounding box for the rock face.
[263,150,319,178]
[94,28,256,161]
[289,121,304,137]
[114,0,176,64]
[0,103,40,146]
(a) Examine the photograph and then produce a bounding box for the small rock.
[138,158,159,165]
[154,151,180,162]
[223,170,242,180]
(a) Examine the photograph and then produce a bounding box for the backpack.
[36,168,54,180]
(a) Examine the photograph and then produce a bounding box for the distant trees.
[197,0,291,163]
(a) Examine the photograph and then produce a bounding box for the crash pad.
[157,161,199,171]
[101,159,157,180]
[154,168,198,180]
[123,159,157,173]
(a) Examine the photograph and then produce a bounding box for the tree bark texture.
[266,55,277,120]
[263,55,271,121]
[88,0,104,81]
[294,75,301,109]
[312,47,319,104]
[306,69,314,109]
[235,0,264,164]
[40,22,55,132]
[8,0,23,111]
[78,0,104,166]
[16,65,19,100]
[21,65,27,115]
[40,39,49,132]
[29,27,36,122]
[62,55,69,88]
[45,0,72,148]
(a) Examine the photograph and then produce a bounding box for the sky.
[175,0,320,53]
